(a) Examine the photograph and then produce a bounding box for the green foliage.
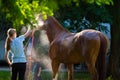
[106,76,113,80]
[55,1,112,33]
[0,71,11,80]
[0,0,113,32]
[0,0,54,31]
[84,0,113,5]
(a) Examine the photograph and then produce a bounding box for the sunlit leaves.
[96,0,113,5]
[17,0,34,20]
[10,0,55,26]
[85,0,94,4]
[84,0,113,5]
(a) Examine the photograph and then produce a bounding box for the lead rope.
[25,30,35,80]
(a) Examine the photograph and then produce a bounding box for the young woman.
[5,27,31,80]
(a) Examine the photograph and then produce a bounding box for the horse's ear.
[36,14,43,21]
[36,14,44,27]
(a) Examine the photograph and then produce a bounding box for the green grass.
[41,71,90,80]
[0,71,11,80]
[0,71,90,80]
[26,71,91,80]
[0,71,114,80]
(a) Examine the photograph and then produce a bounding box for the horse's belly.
[61,58,84,64]
[59,53,84,64]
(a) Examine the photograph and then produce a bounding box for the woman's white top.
[10,35,26,63]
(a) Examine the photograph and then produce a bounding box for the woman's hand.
[24,26,32,38]
[9,62,12,67]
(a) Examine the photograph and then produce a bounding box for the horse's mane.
[47,16,69,32]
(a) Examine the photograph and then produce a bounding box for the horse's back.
[78,29,108,52]
[76,29,101,40]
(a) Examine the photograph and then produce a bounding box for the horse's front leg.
[67,64,74,80]
[52,60,60,80]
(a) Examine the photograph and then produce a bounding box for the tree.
[0,0,113,29]
[107,0,120,80]
[0,0,54,31]
[54,1,112,32]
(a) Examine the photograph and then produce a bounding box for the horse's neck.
[46,17,69,43]
[46,26,65,43]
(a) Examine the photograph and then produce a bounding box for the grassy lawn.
[0,71,90,80]
[41,71,90,80]
[0,71,11,80]
[0,71,113,80]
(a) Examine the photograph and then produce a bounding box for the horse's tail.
[96,33,108,80]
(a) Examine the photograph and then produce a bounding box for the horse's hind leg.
[86,63,98,80]
[67,64,74,80]
[51,60,60,80]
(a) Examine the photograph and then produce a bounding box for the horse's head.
[36,14,46,30]
[36,15,70,43]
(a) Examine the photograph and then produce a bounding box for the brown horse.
[36,16,109,80]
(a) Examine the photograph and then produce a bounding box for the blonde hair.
[5,28,16,51]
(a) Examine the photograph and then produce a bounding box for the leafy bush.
[106,76,113,80]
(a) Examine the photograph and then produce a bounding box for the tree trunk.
[107,0,120,80]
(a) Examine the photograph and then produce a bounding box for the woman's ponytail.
[5,37,11,51]
[5,28,16,51]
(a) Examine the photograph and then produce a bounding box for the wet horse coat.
[37,16,108,80]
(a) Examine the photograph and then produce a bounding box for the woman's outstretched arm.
[24,26,32,38]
